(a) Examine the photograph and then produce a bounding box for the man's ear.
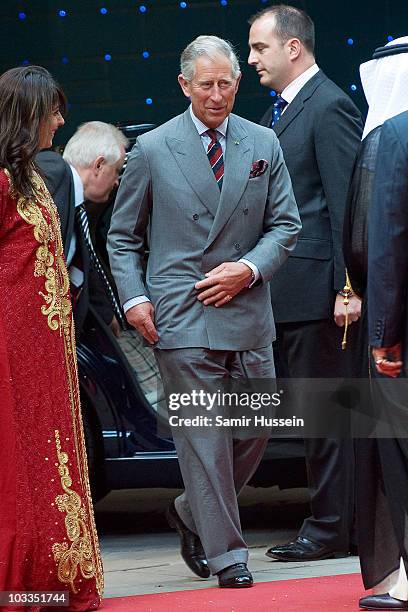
[178,74,191,98]
[92,155,105,174]
[287,38,301,61]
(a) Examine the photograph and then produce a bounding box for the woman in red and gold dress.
[0,66,103,610]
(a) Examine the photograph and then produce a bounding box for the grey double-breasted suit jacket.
[108,109,301,351]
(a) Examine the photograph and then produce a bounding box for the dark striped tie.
[271,95,288,127]
[206,129,224,190]
[75,204,126,328]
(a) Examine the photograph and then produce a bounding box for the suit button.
[234,242,241,250]
[193,213,199,220]
[243,208,249,215]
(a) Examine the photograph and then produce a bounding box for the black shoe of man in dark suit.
[266,536,338,562]
[166,500,210,578]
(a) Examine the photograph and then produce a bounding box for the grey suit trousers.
[154,346,275,574]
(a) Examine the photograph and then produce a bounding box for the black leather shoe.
[359,594,408,610]
[166,501,210,578]
[265,536,336,561]
[217,563,253,588]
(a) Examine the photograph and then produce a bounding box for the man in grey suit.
[248,5,363,561]
[108,35,300,587]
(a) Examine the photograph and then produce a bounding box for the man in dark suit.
[36,121,127,338]
[248,4,363,561]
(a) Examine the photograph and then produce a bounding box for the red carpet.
[102,572,364,611]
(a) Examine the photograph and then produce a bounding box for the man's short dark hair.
[249,4,315,55]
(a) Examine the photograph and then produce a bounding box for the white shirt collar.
[69,165,85,208]
[281,63,319,105]
[189,105,228,138]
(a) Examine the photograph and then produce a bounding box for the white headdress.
[360,36,408,139]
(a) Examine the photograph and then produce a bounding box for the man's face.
[248,16,292,92]
[178,54,241,129]
[85,145,125,203]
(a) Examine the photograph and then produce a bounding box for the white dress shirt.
[66,165,85,288]
[280,63,320,111]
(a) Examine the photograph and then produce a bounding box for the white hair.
[63,121,128,167]
[180,35,240,81]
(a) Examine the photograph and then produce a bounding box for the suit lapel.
[166,110,220,217]
[273,70,326,137]
[205,115,253,250]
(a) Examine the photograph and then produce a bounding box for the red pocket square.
[249,159,269,178]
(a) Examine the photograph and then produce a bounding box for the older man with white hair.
[108,34,301,587]
[37,121,127,337]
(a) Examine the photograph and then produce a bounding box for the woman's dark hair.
[0,65,66,198]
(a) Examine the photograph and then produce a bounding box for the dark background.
[2,0,407,143]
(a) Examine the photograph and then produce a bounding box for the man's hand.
[372,343,403,378]
[126,302,158,344]
[195,262,253,307]
[110,315,121,338]
[334,293,361,327]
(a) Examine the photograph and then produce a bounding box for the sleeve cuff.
[239,258,260,288]
[123,295,150,313]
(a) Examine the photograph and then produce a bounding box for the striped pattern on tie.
[75,204,126,328]
[206,129,224,190]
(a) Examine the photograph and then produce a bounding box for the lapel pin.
[234,140,240,145]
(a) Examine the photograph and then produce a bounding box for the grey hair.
[180,35,240,81]
[63,121,128,168]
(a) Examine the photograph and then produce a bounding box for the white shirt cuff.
[123,295,150,313]
[239,258,260,287]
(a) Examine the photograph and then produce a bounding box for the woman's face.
[38,105,65,150]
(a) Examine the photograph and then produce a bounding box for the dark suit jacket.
[260,70,363,322]
[35,150,75,257]
[35,150,113,337]
[368,111,408,365]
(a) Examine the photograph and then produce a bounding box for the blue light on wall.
[269,90,277,97]
[22,59,29,66]
[139,5,147,13]
[350,84,357,92]
[100,7,108,15]
[220,0,228,5]
[18,12,26,20]
[61,56,69,64]
[142,51,150,59]
[104,53,112,61]
[387,35,394,41]
[347,38,354,46]
[146,97,153,105]
[58,9,67,17]
[180,2,188,8]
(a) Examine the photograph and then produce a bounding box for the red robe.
[0,169,103,610]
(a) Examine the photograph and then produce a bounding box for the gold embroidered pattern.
[52,430,96,593]
[9,168,103,596]
[14,170,71,335]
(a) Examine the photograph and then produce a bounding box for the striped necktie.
[75,204,126,328]
[206,129,224,190]
[271,95,288,127]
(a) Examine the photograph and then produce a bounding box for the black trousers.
[273,318,358,550]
